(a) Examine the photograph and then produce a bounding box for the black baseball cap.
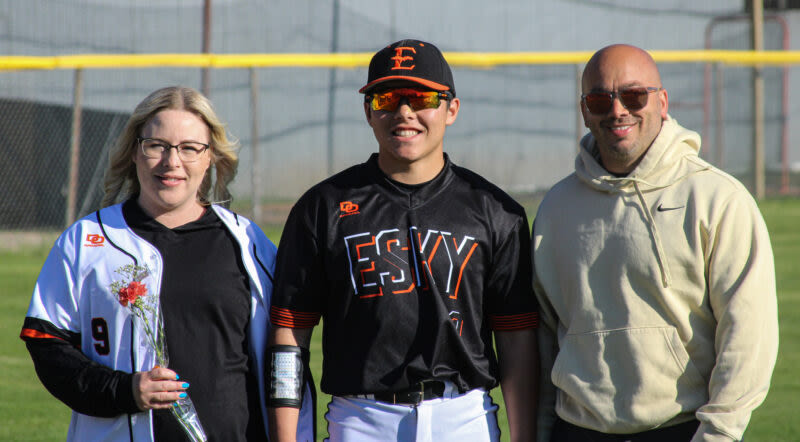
[359,39,456,97]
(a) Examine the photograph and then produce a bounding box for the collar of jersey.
[368,153,455,209]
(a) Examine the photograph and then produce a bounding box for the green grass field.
[1,198,798,441]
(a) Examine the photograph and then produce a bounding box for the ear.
[580,99,589,127]
[364,102,372,123]
[658,88,669,119]
[131,141,141,163]
[445,97,460,126]
[205,147,215,168]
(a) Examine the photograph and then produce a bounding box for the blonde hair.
[101,86,239,208]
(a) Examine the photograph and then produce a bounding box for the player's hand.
[132,366,188,410]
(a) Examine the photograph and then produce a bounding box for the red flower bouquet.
[118,281,146,306]
[110,264,207,442]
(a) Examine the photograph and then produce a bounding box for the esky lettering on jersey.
[344,226,478,300]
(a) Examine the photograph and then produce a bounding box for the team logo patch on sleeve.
[84,234,105,247]
[339,201,360,217]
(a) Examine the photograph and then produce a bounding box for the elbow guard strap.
[266,345,307,408]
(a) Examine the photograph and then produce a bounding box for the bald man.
[531,44,777,441]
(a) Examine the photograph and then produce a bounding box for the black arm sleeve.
[25,338,140,417]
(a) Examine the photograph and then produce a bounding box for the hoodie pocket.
[552,326,706,432]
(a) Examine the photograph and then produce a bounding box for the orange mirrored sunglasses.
[366,88,451,112]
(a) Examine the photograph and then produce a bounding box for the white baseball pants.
[325,383,500,441]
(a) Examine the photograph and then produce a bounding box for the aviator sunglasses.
[366,88,451,112]
[582,86,662,115]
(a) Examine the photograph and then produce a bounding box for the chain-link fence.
[1,0,798,231]
[0,96,127,229]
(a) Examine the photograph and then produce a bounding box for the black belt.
[372,380,446,405]
[551,417,701,442]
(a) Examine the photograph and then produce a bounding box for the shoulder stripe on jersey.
[96,209,139,266]
[270,306,320,328]
[489,312,538,331]
[252,244,274,284]
[20,317,81,346]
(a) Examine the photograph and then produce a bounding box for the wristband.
[266,345,306,408]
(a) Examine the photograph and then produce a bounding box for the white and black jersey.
[270,154,538,396]
[21,202,316,442]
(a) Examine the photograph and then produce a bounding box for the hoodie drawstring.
[633,181,672,288]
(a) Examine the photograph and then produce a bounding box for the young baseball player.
[266,39,539,442]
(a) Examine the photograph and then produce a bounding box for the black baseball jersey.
[270,153,537,395]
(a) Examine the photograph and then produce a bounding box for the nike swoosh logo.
[657,203,685,212]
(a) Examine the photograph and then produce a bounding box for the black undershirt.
[123,200,265,442]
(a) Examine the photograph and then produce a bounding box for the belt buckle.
[393,383,425,405]
[411,381,428,405]
[379,381,439,405]
[408,389,424,406]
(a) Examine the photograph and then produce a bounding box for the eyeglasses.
[366,88,451,112]
[138,137,210,162]
[581,87,662,115]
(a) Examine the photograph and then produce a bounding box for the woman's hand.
[132,366,188,410]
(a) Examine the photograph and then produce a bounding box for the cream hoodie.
[533,117,777,441]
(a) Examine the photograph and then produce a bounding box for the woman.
[20,86,314,441]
